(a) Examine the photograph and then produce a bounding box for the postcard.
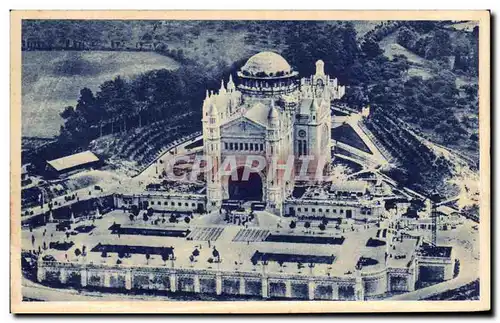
[10,10,490,313]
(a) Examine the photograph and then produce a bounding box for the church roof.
[298,98,314,115]
[241,51,292,76]
[244,102,279,128]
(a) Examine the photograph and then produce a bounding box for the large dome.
[240,51,292,76]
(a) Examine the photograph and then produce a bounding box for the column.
[355,274,364,301]
[216,274,222,295]
[59,268,67,284]
[80,269,88,287]
[308,280,316,300]
[239,277,246,295]
[169,273,177,292]
[285,280,292,298]
[194,274,201,293]
[261,277,269,299]
[331,283,339,300]
[36,266,46,283]
[103,271,111,288]
[148,273,155,290]
[407,267,416,292]
[125,270,132,290]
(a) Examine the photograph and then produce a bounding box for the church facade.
[202,51,345,215]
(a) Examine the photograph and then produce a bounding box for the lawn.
[22,51,179,137]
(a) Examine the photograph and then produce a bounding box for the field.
[22,51,179,137]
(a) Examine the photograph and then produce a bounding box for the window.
[178,202,182,206]
[171,202,175,206]
[230,143,233,150]
[151,201,154,205]
[326,209,330,213]
[333,209,337,213]
[240,143,244,150]
[260,143,264,151]
[164,201,168,205]
[192,203,195,207]
[224,142,228,150]
[340,209,344,214]
[304,208,308,212]
[319,208,322,212]
[245,143,249,150]
[250,143,254,151]
[312,208,316,212]
[185,202,188,206]
[298,208,301,212]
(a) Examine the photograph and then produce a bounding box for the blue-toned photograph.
[19,17,483,305]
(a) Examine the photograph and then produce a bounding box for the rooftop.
[47,151,99,172]
[240,51,292,76]
[330,181,368,193]
[419,244,453,258]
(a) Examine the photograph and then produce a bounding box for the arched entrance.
[228,167,263,201]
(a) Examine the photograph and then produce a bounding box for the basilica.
[202,51,345,214]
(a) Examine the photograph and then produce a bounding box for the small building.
[417,244,455,282]
[329,181,368,198]
[45,151,101,178]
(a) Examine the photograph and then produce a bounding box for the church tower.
[205,102,222,211]
[266,100,283,215]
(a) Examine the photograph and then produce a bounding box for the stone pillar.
[285,280,292,298]
[194,274,201,293]
[261,277,269,299]
[148,273,155,290]
[125,270,132,290]
[36,265,46,283]
[355,272,364,301]
[80,269,87,287]
[331,283,339,300]
[308,280,316,300]
[59,268,67,284]
[216,274,222,295]
[407,268,416,292]
[239,277,246,295]
[169,273,177,292]
[103,271,111,288]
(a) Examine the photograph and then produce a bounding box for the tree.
[74,248,81,257]
[184,216,191,224]
[161,252,169,265]
[131,205,139,216]
[189,255,195,266]
[361,37,383,58]
[192,248,200,257]
[145,253,151,265]
[304,221,311,233]
[147,207,154,217]
[251,257,258,271]
[308,262,315,275]
[143,213,149,222]
[289,220,296,230]
[319,223,326,231]
[278,260,285,272]
[396,26,417,49]
[60,106,76,119]
[212,247,220,263]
